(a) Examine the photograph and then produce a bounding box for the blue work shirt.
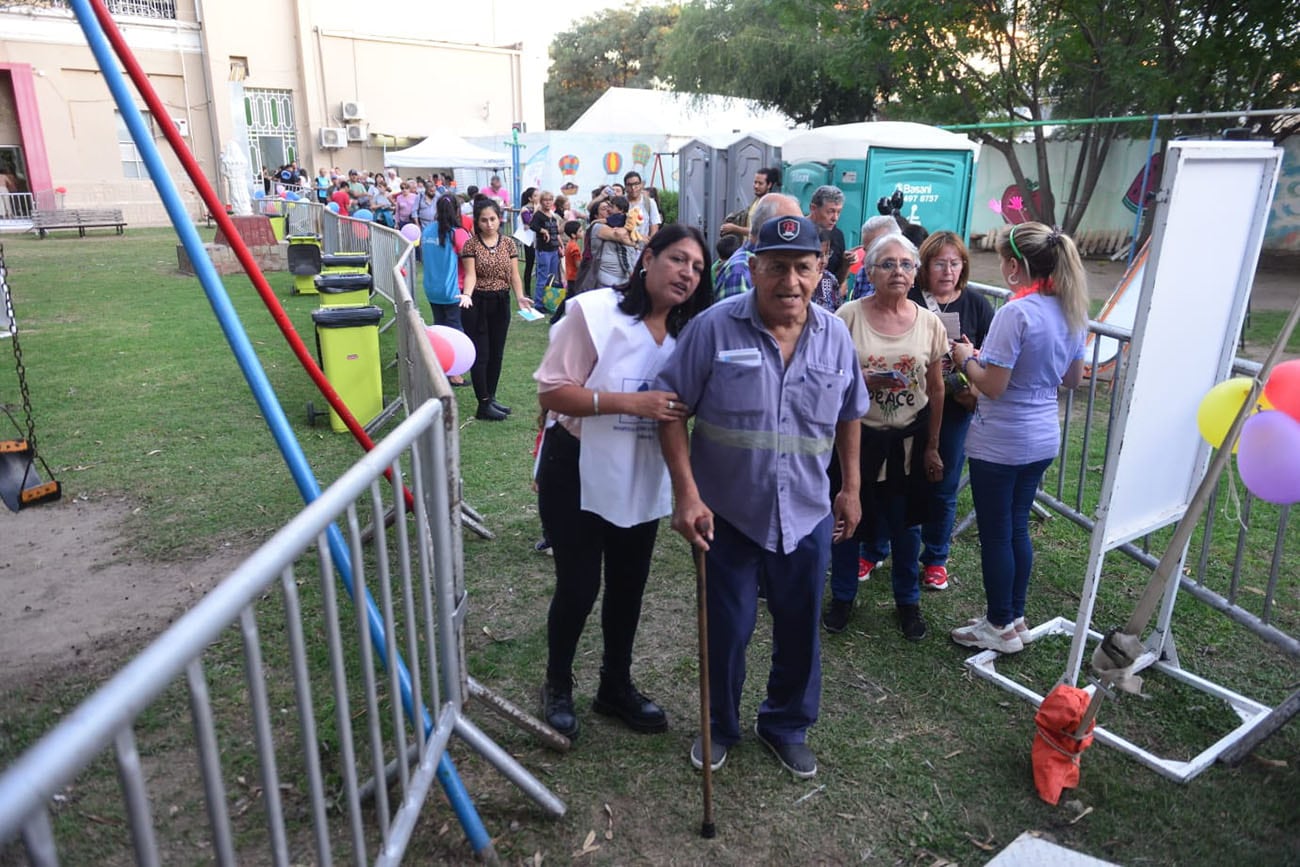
[656,292,870,554]
[713,244,755,301]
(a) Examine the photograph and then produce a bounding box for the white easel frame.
[966,141,1285,783]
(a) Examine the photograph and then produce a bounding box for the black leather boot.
[593,673,668,733]
[476,398,507,421]
[541,676,579,739]
[489,396,512,415]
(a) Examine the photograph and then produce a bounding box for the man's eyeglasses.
[871,260,917,274]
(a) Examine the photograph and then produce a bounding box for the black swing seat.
[0,439,60,512]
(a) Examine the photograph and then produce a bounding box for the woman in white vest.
[533,224,713,741]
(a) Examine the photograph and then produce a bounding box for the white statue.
[220,140,252,216]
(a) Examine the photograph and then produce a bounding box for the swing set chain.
[0,244,39,450]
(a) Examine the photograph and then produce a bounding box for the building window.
[243,89,298,182]
[230,57,249,82]
[50,0,177,19]
[116,109,155,179]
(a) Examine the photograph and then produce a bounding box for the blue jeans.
[921,408,973,566]
[829,494,922,607]
[968,457,1053,626]
[429,302,463,331]
[706,514,830,746]
[533,249,560,307]
[857,408,972,568]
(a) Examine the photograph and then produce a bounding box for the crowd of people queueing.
[523,189,1088,780]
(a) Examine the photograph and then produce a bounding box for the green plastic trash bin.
[316,272,372,308]
[311,305,383,433]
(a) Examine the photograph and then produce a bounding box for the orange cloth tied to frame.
[1032,684,1096,805]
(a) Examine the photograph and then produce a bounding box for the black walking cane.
[694,544,716,838]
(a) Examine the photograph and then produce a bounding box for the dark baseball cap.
[752,215,821,255]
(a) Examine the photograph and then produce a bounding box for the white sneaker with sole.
[951,616,1024,654]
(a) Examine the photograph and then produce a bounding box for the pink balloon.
[429,324,475,376]
[424,326,454,373]
[1263,359,1300,423]
[401,223,421,242]
[1237,410,1300,505]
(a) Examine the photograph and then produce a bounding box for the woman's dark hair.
[617,224,713,338]
[472,197,503,234]
[521,187,538,207]
[435,194,459,244]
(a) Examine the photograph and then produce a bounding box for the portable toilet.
[677,135,732,251]
[781,122,981,242]
[719,129,799,241]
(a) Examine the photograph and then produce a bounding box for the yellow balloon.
[1197,377,1262,453]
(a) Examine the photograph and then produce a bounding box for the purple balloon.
[400,223,421,242]
[1237,410,1300,504]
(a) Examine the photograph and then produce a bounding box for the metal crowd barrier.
[0,206,562,865]
[965,280,1297,660]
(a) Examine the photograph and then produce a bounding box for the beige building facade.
[0,0,544,226]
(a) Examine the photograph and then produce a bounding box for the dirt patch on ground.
[0,496,247,689]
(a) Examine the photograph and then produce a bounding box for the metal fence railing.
[0,206,563,864]
[965,280,1298,659]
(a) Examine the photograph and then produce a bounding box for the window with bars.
[116,109,156,179]
[42,0,177,18]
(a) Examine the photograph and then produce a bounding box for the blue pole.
[67,0,492,855]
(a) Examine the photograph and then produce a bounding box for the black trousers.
[537,424,658,685]
[522,243,536,296]
[459,289,510,401]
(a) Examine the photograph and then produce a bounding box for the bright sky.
[447,0,639,71]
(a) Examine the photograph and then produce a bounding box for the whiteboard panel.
[1098,142,1282,549]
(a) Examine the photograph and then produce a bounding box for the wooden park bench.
[31,208,127,238]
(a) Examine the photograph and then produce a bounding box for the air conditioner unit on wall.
[341,100,365,121]
[346,123,368,143]
[319,127,346,149]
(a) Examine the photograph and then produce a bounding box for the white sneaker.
[1012,616,1032,644]
[951,616,1024,654]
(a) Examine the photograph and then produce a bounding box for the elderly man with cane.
[657,215,870,779]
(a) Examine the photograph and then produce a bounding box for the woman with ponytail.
[947,222,1088,654]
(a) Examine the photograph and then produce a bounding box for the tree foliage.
[656,0,1300,233]
[544,6,681,131]
[659,0,882,127]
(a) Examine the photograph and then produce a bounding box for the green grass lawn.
[1,229,1297,865]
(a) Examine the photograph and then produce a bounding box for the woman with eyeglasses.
[947,223,1087,654]
[903,232,994,591]
[822,233,948,642]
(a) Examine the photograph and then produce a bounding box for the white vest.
[573,288,677,527]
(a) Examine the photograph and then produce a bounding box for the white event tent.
[384,131,509,169]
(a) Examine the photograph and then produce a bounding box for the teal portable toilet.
[783,162,830,216]
[782,122,981,243]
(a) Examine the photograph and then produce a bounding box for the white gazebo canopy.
[385,131,508,169]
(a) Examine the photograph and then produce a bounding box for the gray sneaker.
[754,723,816,779]
[690,734,727,772]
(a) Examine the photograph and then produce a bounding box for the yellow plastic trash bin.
[316,272,372,308]
[311,305,383,433]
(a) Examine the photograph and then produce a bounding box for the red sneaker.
[921,565,950,591]
[857,558,875,583]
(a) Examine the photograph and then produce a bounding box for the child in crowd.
[563,220,582,289]
[712,233,742,285]
[812,229,839,312]
[531,191,561,310]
